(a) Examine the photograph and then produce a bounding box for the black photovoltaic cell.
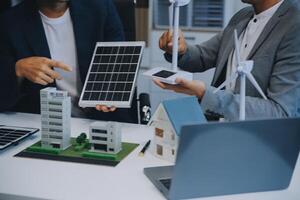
[82,45,142,102]
[0,127,38,150]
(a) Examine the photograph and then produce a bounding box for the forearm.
[201,86,288,121]
[164,32,222,72]
[164,45,210,72]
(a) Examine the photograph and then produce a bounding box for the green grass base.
[82,152,117,161]
[25,138,139,162]
[27,146,61,155]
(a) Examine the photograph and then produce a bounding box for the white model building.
[148,97,206,162]
[89,121,122,154]
[40,87,71,150]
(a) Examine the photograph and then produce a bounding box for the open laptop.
[144,118,300,200]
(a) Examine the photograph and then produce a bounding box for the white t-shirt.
[226,0,284,90]
[40,9,84,116]
[40,8,81,97]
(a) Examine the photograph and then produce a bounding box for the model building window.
[49,115,62,119]
[49,135,62,140]
[94,144,107,152]
[49,108,62,112]
[172,149,175,155]
[92,136,107,141]
[92,129,107,134]
[157,144,163,156]
[49,128,62,133]
[51,143,60,148]
[49,122,62,126]
[49,102,62,106]
[155,128,164,138]
[109,148,114,152]
[171,133,175,141]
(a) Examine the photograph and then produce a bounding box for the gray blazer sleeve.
[165,31,223,73]
[201,24,300,121]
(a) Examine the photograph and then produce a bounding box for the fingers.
[41,66,62,80]
[46,59,72,72]
[15,57,67,86]
[159,31,173,53]
[166,31,173,50]
[178,31,187,54]
[175,78,191,88]
[96,105,117,113]
[153,79,166,88]
[34,78,48,86]
[153,78,194,95]
[153,79,177,91]
[175,78,206,98]
[159,30,187,55]
[39,73,54,84]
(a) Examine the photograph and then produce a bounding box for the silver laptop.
[144,118,300,200]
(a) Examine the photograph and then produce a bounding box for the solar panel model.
[79,42,145,108]
[0,126,39,150]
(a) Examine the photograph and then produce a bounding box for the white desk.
[0,113,299,200]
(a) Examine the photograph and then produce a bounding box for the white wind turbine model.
[144,0,192,85]
[169,0,190,71]
[214,29,267,120]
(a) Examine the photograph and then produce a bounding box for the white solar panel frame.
[79,41,145,108]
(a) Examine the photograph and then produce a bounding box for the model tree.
[76,133,87,145]
[74,133,90,151]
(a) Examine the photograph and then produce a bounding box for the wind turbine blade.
[234,29,241,65]
[245,73,268,100]
[214,72,238,93]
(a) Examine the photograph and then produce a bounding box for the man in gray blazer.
[156,0,300,121]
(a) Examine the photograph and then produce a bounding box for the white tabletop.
[0,113,299,200]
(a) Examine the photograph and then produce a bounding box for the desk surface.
[0,113,299,200]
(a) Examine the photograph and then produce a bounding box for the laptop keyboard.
[159,178,172,190]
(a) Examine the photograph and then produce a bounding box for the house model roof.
[162,97,207,136]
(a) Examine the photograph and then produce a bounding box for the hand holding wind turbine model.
[143,0,193,84]
[213,30,268,120]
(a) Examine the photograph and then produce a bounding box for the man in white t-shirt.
[156,0,300,121]
[0,0,139,123]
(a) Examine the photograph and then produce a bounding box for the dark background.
[0,0,136,41]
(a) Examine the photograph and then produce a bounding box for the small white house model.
[148,97,206,162]
[89,121,122,154]
[40,87,71,150]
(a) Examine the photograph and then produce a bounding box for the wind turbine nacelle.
[237,60,254,73]
[170,0,191,6]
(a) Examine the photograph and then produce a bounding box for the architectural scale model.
[89,121,122,154]
[16,76,138,166]
[40,87,71,150]
[148,97,206,162]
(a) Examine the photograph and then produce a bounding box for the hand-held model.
[214,30,267,120]
[79,42,145,108]
[143,0,192,85]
